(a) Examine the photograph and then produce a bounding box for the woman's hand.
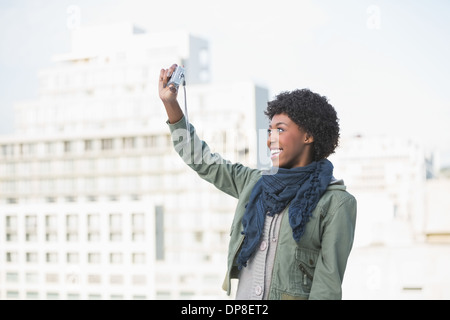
[158,63,184,124]
[159,63,179,104]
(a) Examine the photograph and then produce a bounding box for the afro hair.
[264,88,340,161]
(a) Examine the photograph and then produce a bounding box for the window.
[84,139,93,151]
[6,272,19,283]
[66,214,78,229]
[46,232,57,242]
[132,231,145,242]
[63,159,74,172]
[109,232,122,242]
[6,251,18,263]
[20,143,36,155]
[6,291,19,299]
[45,215,58,241]
[46,292,59,300]
[110,274,123,285]
[110,253,123,264]
[45,142,56,155]
[6,232,18,242]
[66,232,79,242]
[101,138,114,150]
[132,213,145,227]
[25,215,37,228]
[88,274,101,284]
[108,195,118,201]
[87,213,100,228]
[67,293,80,300]
[109,213,122,241]
[67,252,79,264]
[65,196,76,202]
[86,159,96,171]
[46,197,56,203]
[180,291,195,298]
[45,214,57,228]
[1,144,14,157]
[26,232,37,242]
[46,252,58,264]
[156,291,171,299]
[88,253,101,264]
[46,273,59,283]
[26,273,39,283]
[110,213,122,227]
[64,141,72,153]
[26,292,39,300]
[6,215,17,228]
[123,137,136,149]
[130,194,140,201]
[131,212,145,240]
[26,252,38,263]
[25,215,37,242]
[194,231,203,243]
[85,177,97,192]
[132,253,146,264]
[143,135,157,148]
[6,198,18,204]
[66,214,79,242]
[132,275,146,285]
[88,231,100,242]
[5,163,16,175]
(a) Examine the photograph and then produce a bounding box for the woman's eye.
[268,128,284,135]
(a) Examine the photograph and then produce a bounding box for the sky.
[1,0,450,167]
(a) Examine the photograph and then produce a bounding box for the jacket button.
[260,241,267,251]
[309,259,314,265]
[255,285,262,296]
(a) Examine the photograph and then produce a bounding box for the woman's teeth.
[270,149,282,158]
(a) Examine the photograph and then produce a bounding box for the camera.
[167,65,185,89]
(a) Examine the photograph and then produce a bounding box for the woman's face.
[267,113,314,169]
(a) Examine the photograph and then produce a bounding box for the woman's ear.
[305,133,314,144]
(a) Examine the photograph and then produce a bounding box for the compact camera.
[167,65,185,89]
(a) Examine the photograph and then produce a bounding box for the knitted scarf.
[236,159,333,269]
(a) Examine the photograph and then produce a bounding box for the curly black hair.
[264,88,340,161]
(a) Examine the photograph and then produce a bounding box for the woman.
[159,64,357,300]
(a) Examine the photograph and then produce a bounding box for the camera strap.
[181,78,190,144]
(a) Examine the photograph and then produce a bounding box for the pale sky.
[1,0,450,166]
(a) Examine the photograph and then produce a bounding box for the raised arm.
[158,64,261,199]
[159,64,184,124]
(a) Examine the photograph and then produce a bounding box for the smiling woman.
[159,64,357,300]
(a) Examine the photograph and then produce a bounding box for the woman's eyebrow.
[269,122,288,128]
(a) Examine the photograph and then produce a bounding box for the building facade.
[0,22,269,300]
[330,135,450,299]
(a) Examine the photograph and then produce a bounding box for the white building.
[0,22,269,300]
[330,135,431,246]
[331,135,450,299]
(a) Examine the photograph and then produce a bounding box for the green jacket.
[168,117,357,300]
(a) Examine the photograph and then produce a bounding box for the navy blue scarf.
[236,159,333,269]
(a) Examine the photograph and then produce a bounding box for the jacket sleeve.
[309,193,357,300]
[167,116,260,199]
